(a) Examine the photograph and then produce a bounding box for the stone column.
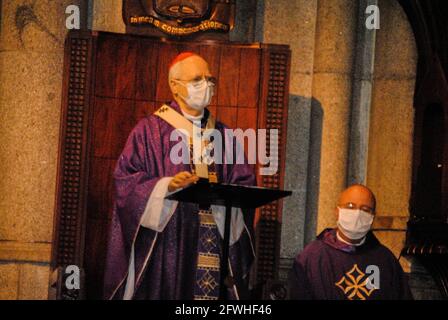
[0,0,85,299]
[312,0,357,233]
[347,0,378,185]
[256,0,320,279]
[366,0,417,268]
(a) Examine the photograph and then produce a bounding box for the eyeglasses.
[174,76,217,88]
[338,202,375,214]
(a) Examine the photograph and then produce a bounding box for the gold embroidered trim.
[199,212,216,225]
[208,172,218,183]
[194,295,218,300]
[197,253,220,270]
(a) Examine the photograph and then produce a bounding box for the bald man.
[289,185,413,300]
[103,52,256,300]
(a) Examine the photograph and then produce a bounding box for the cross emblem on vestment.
[335,264,378,300]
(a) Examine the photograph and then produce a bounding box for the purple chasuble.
[103,101,256,300]
[289,228,413,300]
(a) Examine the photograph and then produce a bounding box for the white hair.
[168,54,208,85]
[168,60,183,84]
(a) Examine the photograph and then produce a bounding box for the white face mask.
[177,78,214,111]
[337,208,374,240]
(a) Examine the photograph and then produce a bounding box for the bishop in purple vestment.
[103,52,256,300]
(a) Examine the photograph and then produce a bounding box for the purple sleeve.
[113,118,166,248]
[104,118,163,299]
[225,130,257,230]
[288,255,313,300]
[221,125,257,297]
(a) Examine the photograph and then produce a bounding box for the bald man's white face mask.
[337,208,374,240]
[176,78,214,111]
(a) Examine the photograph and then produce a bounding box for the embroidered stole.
[154,104,222,300]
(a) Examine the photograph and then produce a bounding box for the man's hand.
[168,171,199,192]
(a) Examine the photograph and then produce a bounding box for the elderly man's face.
[337,185,376,217]
[170,56,213,100]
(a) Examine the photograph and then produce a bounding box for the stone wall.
[257,0,417,279]
[0,0,84,299]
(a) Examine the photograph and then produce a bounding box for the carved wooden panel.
[254,48,291,283]
[123,0,235,38]
[50,33,94,300]
[51,30,290,299]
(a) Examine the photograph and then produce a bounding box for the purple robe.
[103,102,256,300]
[289,228,413,300]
